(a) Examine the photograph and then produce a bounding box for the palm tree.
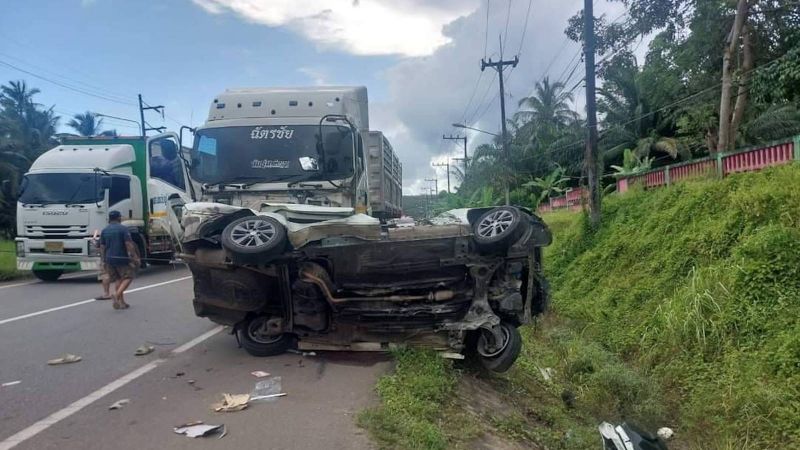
[67,111,107,136]
[515,77,577,131]
[0,80,40,119]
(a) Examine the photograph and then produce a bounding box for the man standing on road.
[99,210,140,309]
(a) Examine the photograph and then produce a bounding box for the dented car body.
[169,200,551,372]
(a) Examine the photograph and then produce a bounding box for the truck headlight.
[87,240,100,257]
[16,241,24,257]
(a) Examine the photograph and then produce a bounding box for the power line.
[501,0,513,52]
[0,59,136,107]
[516,0,534,56]
[483,0,491,58]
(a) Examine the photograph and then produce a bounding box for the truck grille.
[25,225,88,239]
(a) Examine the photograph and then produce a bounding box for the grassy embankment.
[360,164,800,449]
[0,240,19,280]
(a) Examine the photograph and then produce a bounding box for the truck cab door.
[146,133,191,240]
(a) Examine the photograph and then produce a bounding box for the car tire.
[221,215,287,265]
[238,316,294,357]
[32,269,63,282]
[476,322,522,373]
[472,206,528,252]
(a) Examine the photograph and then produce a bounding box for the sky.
[0,0,636,194]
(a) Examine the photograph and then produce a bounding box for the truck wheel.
[238,316,294,357]
[32,269,63,282]
[476,322,522,373]
[472,206,527,252]
[221,216,286,264]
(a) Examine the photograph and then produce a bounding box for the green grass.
[526,164,800,448]
[0,240,19,280]
[358,349,459,450]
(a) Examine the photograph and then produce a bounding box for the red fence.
[538,187,587,213]
[617,137,799,193]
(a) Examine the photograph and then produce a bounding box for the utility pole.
[432,161,451,193]
[425,177,439,195]
[481,48,518,205]
[442,134,468,171]
[138,94,166,136]
[583,0,601,225]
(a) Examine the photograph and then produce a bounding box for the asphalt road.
[0,266,388,449]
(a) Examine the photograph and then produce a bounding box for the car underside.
[169,201,551,372]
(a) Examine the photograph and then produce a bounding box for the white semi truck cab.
[190,86,401,219]
[16,134,192,281]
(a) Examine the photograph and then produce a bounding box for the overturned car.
[168,201,551,372]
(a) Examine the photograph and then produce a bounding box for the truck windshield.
[191,125,355,185]
[18,173,103,205]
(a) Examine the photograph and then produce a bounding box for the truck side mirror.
[100,175,113,190]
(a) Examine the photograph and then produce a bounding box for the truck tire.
[476,322,522,373]
[32,269,63,282]
[221,216,287,265]
[472,206,527,252]
[238,315,294,357]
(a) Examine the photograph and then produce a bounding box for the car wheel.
[472,206,528,252]
[32,269,63,282]
[221,215,287,264]
[238,315,295,357]
[476,322,522,373]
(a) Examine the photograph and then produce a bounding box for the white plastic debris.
[108,399,130,410]
[538,367,555,382]
[1,381,21,388]
[174,422,223,438]
[250,371,270,378]
[47,354,82,365]
[250,376,284,403]
[657,427,674,440]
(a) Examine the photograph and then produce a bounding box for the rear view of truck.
[367,131,402,220]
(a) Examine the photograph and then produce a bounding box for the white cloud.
[192,0,479,57]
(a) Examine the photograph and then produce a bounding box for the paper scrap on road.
[134,345,155,356]
[1,380,21,387]
[174,422,224,438]
[212,393,250,412]
[108,399,130,410]
[47,354,82,365]
[250,371,270,378]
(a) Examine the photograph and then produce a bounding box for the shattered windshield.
[191,125,355,185]
[18,173,103,205]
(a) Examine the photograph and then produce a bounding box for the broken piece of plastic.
[134,345,155,356]
[109,399,130,410]
[250,371,270,378]
[174,422,223,438]
[250,376,282,403]
[1,381,21,388]
[211,393,250,412]
[47,354,82,365]
[250,393,287,401]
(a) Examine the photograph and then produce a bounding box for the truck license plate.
[44,241,64,253]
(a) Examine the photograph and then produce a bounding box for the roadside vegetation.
[0,240,18,280]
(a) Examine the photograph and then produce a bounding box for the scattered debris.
[218,425,227,440]
[211,393,250,412]
[175,372,185,377]
[134,345,155,356]
[109,399,130,410]
[599,422,669,450]
[47,354,82,365]
[657,428,674,440]
[287,349,316,357]
[250,393,286,401]
[440,352,465,360]
[250,376,284,403]
[174,422,224,438]
[538,366,555,382]
[187,379,196,385]
[1,380,21,388]
[250,371,270,378]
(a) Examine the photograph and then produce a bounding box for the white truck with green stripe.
[15,134,192,281]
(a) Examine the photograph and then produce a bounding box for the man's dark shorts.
[106,264,137,282]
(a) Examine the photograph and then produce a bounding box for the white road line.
[172,325,225,353]
[0,325,223,450]
[0,280,37,290]
[0,276,193,326]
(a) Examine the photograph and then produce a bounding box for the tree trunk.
[730,23,754,149]
[717,0,750,154]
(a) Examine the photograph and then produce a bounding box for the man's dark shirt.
[100,223,132,267]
